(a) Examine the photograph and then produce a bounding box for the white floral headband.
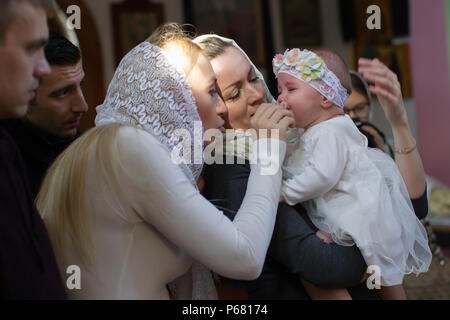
[273,49,349,108]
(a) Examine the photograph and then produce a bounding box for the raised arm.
[358,58,427,200]
[117,127,286,280]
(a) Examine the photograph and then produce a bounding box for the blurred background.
[49,0,450,298]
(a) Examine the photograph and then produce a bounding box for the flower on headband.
[296,52,325,80]
[272,48,349,108]
[284,48,301,66]
[273,54,284,68]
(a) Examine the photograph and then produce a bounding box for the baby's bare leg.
[379,285,407,300]
[316,230,334,244]
[300,277,352,300]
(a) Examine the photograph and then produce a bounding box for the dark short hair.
[0,0,54,44]
[45,32,81,66]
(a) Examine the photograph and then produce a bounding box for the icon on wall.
[184,0,266,67]
[111,0,165,66]
[281,0,322,48]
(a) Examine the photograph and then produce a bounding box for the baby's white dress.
[281,115,431,286]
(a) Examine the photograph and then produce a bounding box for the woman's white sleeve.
[281,132,347,205]
[117,127,286,280]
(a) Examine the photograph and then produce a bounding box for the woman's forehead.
[210,47,251,85]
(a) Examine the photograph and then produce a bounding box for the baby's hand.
[316,230,334,244]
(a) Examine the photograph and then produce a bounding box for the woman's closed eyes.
[226,68,259,102]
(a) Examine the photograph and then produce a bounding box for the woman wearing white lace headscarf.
[36,24,295,299]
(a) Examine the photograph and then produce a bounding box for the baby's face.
[277,73,322,129]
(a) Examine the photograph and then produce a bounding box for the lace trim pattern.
[95,42,203,187]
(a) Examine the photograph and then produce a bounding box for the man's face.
[0,2,50,118]
[26,60,88,138]
[344,89,370,123]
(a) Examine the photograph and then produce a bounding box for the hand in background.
[358,58,408,128]
[358,58,426,200]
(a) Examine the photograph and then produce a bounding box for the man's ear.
[320,95,333,109]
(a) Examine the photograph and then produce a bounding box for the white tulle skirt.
[303,147,432,286]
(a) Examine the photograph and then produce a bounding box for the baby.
[273,48,432,300]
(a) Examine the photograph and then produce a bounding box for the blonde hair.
[36,123,135,269]
[146,23,202,77]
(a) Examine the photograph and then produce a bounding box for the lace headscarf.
[95,41,203,187]
[95,41,217,300]
[194,34,299,160]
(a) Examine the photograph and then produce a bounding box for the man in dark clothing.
[2,32,87,198]
[1,118,81,199]
[0,0,67,299]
